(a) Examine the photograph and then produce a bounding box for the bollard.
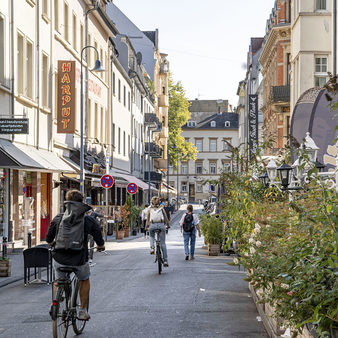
[2,237,7,259]
[28,232,32,249]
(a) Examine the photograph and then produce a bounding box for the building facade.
[260,0,291,155]
[169,100,239,203]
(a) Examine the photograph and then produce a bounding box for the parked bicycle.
[154,229,164,274]
[50,266,89,338]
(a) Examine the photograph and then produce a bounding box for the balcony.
[145,142,163,158]
[158,94,169,107]
[160,126,168,139]
[270,85,290,105]
[159,62,169,74]
[144,171,162,182]
[145,113,160,126]
[155,159,168,170]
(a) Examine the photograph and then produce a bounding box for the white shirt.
[179,213,199,226]
[141,206,150,221]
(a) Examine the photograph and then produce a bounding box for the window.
[187,121,196,127]
[100,107,104,143]
[17,33,24,94]
[314,56,328,87]
[210,121,216,127]
[88,34,91,66]
[26,40,33,98]
[196,162,203,174]
[118,79,121,101]
[113,72,115,95]
[210,162,217,174]
[123,86,126,106]
[123,131,126,156]
[64,2,69,42]
[0,16,5,84]
[223,138,232,151]
[316,0,327,10]
[128,135,130,158]
[118,127,121,154]
[223,162,231,173]
[225,121,230,127]
[94,103,98,139]
[197,184,203,193]
[42,53,49,107]
[195,139,203,152]
[170,181,175,188]
[181,182,187,192]
[80,23,84,52]
[128,91,131,111]
[72,13,77,51]
[209,184,215,192]
[88,99,92,137]
[181,163,188,174]
[42,0,48,18]
[209,139,217,152]
[54,0,59,31]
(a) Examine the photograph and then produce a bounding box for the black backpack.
[183,213,194,232]
[55,201,90,251]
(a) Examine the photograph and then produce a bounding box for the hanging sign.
[248,94,259,159]
[57,60,76,133]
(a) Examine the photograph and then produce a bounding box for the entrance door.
[40,173,51,240]
[189,183,195,203]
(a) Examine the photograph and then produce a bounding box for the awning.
[61,156,92,176]
[110,171,158,191]
[162,182,177,194]
[0,139,75,173]
[91,176,128,187]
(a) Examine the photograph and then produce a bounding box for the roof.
[182,112,239,130]
[189,99,229,113]
[106,4,157,81]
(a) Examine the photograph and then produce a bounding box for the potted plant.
[130,205,142,236]
[200,215,223,256]
[0,257,11,277]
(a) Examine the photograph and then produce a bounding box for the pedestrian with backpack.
[146,196,170,267]
[46,189,105,321]
[180,204,201,260]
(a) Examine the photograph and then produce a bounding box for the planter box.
[0,260,11,277]
[124,229,130,238]
[208,244,220,256]
[117,231,125,240]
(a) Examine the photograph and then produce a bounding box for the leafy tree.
[168,75,197,167]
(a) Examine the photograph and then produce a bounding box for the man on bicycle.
[46,189,105,321]
[146,196,170,267]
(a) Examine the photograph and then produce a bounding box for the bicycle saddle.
[58,267,75,273]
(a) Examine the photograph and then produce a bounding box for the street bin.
[107,220,114,236]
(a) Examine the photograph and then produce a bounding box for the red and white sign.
[100,175,114,189]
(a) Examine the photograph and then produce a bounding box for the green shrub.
[200,214,224,244]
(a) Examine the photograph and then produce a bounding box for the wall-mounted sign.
[0,118,29,134]
[248,94,258,159]
[57,61,76,133]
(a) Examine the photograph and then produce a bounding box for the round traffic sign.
[127,183,138,195]
[100,174,114,189]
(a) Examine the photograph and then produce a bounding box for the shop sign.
[248,94,258,159]
[0,118,29,134]
[57,61,76,133]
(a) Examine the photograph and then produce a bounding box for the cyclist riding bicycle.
[146,196,170,267]
[46,189,105,321]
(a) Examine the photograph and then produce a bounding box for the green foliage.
[168,75,197,167]
[200,214,224,244]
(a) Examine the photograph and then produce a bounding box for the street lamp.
[80,45,105,193]
[300,132,319,163]
[266,159,277,183]
[277,161,293,190]
[173,144,179,211]
[258,171,269,187]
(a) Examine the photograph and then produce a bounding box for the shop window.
[64,1,69,42]
[42,53,49,107]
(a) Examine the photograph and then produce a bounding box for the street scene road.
[0,206,266,338]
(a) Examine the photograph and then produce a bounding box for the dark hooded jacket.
[46,201,104,266]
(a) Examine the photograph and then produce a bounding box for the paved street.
[0,206,267,338]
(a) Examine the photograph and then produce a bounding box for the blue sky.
[113,0,274,108]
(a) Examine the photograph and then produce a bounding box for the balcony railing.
[145,142,163,158]
[144,171,162,182]
[145,113,160,126]
[270,85,290,103]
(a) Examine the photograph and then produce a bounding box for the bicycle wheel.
[52,286,69,338]
[72,278,88,335]
[156,244,162,275]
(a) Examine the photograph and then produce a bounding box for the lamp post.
[148,126,151,204]
[277,161,293,190]
[173,144,179,211]
[266,159,277,183]
[80,45,105,193]
[167,146,169,201]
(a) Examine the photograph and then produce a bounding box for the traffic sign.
[100,174,114,189]
[127,183,138,195]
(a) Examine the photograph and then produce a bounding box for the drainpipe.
[334,0,337,75]
[109,44,114,169]
[10,0,14,136]
[36,0,40,149]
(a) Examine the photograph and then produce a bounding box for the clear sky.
[113,0,274,108]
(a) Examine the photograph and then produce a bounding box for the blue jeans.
[149,223,168,262]
[183,228,196,257]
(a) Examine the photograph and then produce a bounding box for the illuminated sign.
[57,61,76,133]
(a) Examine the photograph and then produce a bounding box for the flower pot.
[124,228,130,238]
[132,229,137,236]
[117,231,125,240]
[0,260,11,277]
[208,244,220,256]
